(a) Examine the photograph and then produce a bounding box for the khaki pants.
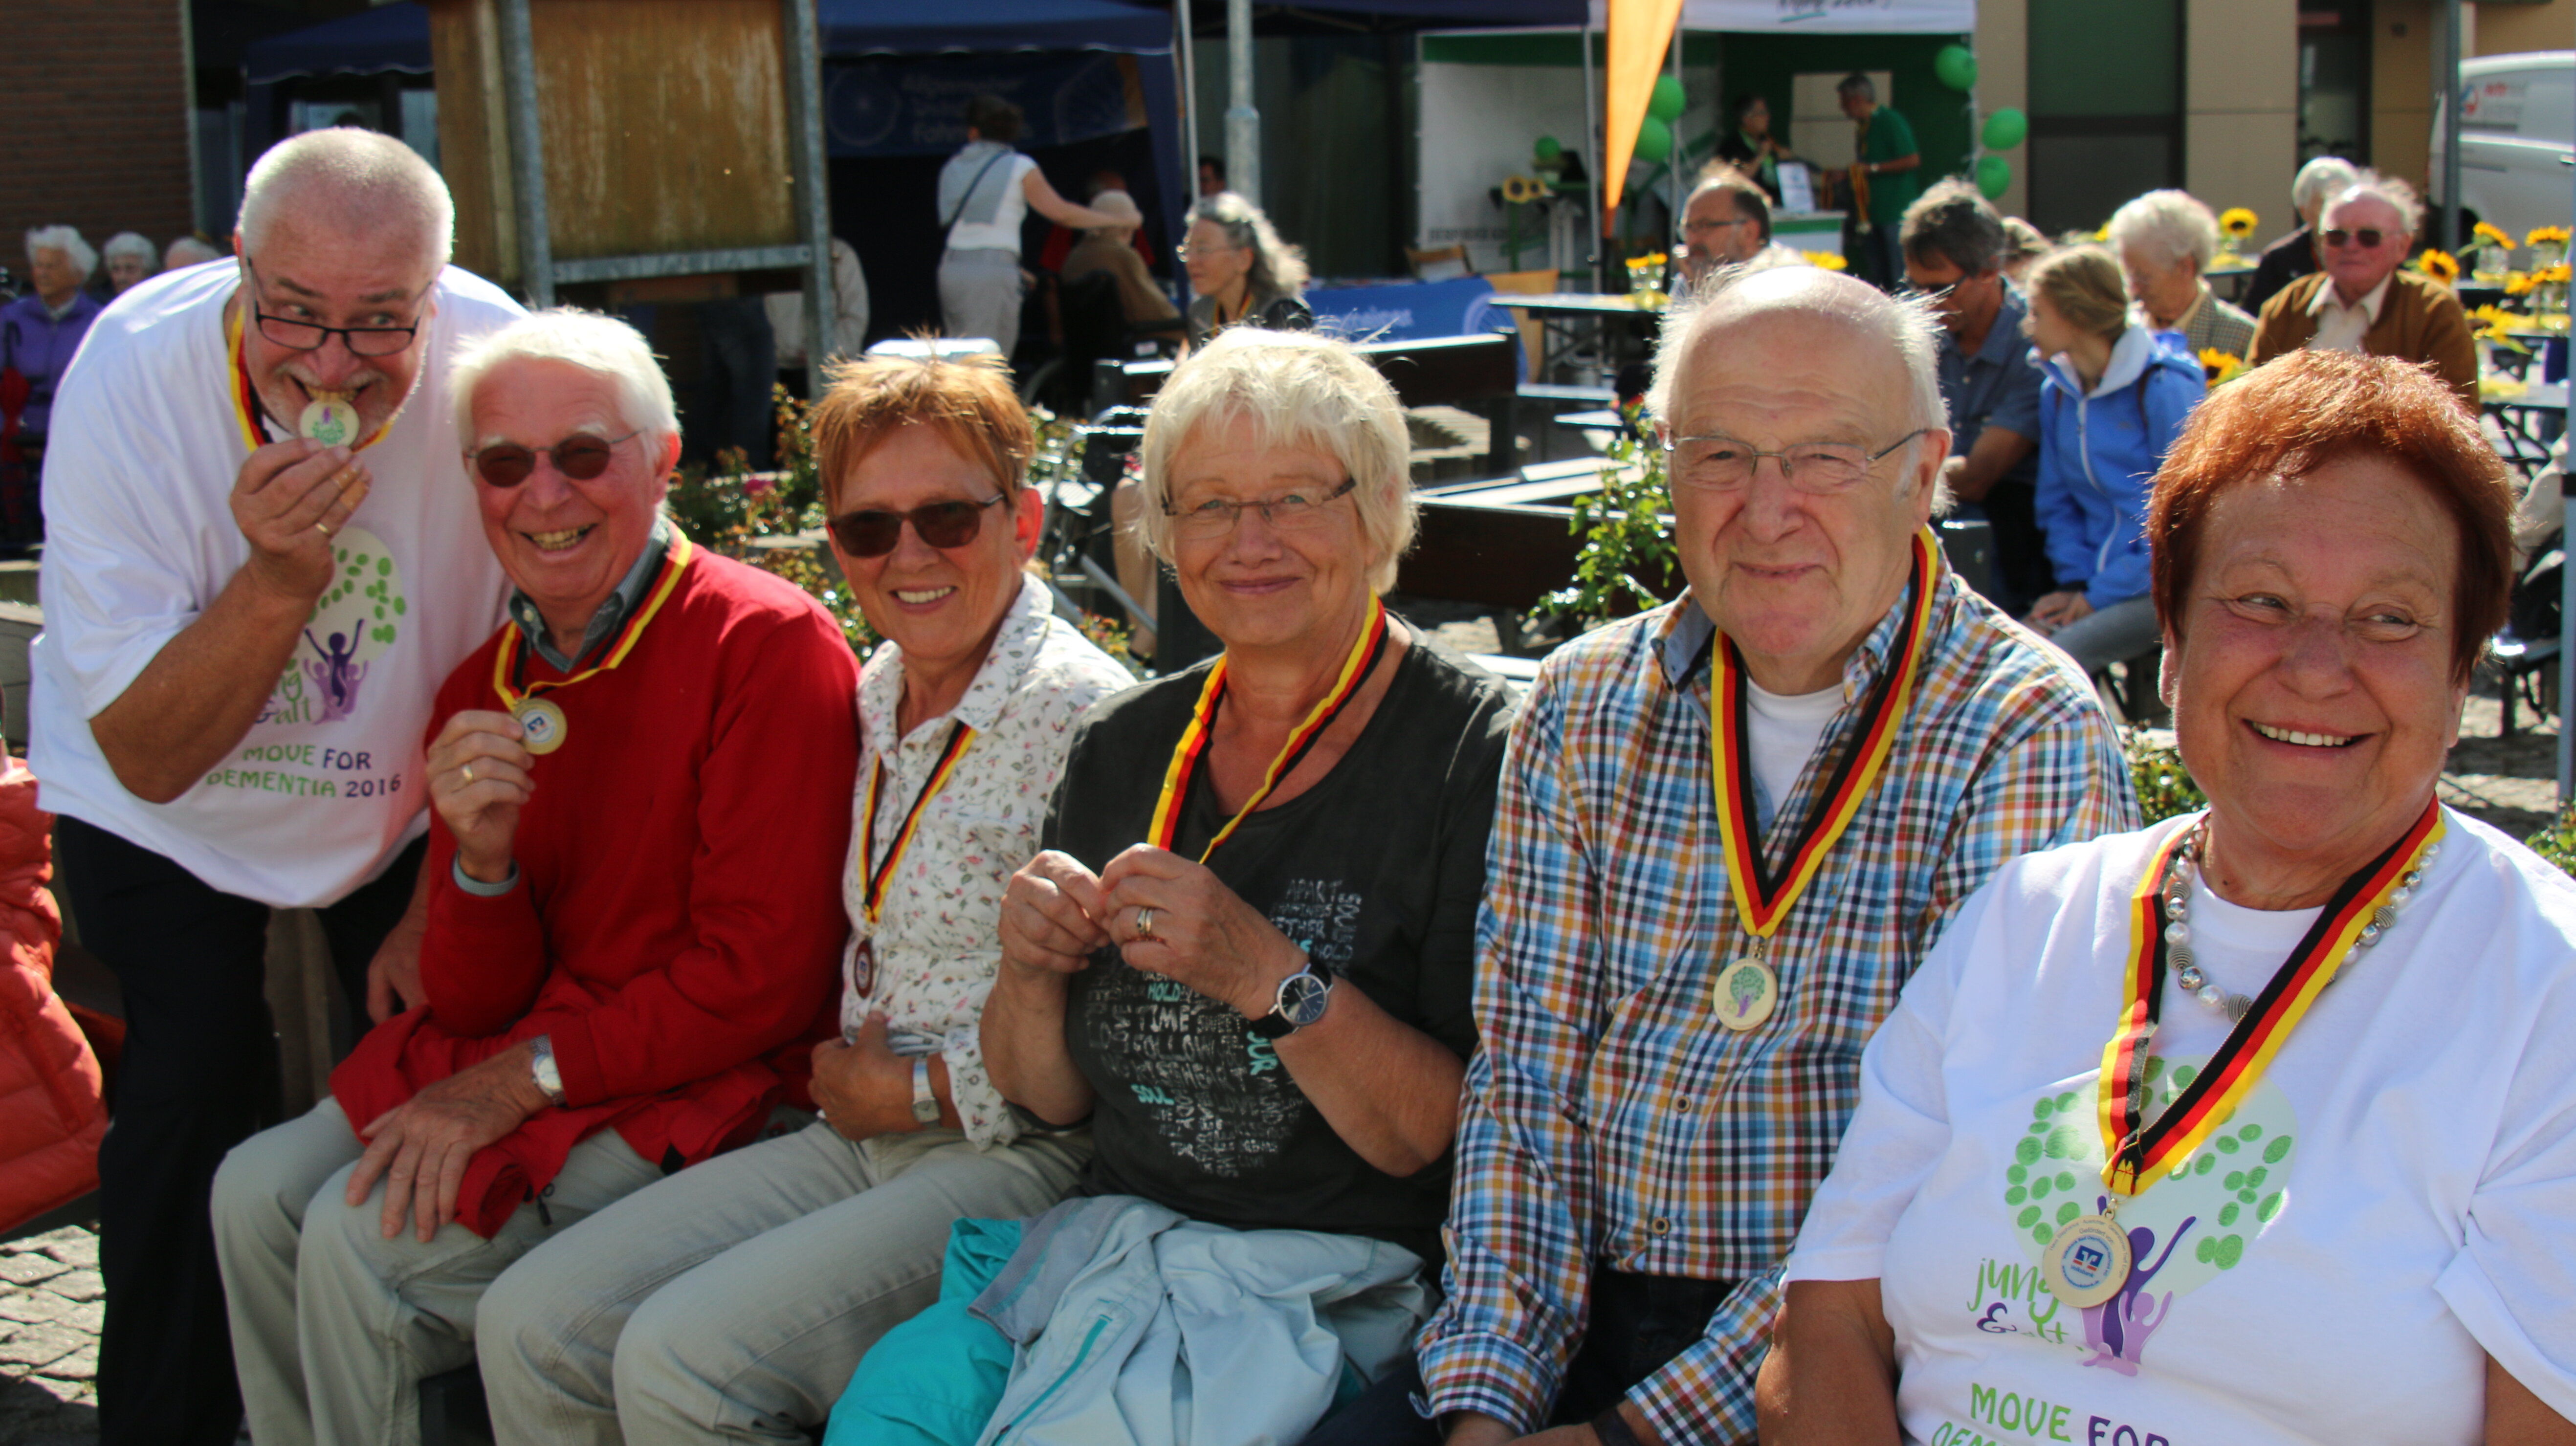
[476,1117,1087,1446]
[211,1096,662,1446]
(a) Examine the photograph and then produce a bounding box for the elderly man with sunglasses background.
[208,307,861,1446]
[2248,175,2478,412]
[26,128,526,1446]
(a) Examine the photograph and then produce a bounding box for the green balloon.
[1535,134,1563,163]
[1982,106,2027,151]
[1633,114,1674,166]
[1975,153,2011,199]
[1649,74,1686,123]
[1935,44,1979,92]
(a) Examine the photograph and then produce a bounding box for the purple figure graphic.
[304,627,369,723]
[2078,1201,2197,1375]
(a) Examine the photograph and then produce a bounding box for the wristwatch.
[1249,958,1333,1039]
[910,1057,941,1125]
[528,1034,567,1108]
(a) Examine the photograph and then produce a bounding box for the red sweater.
[332,546,859,1235]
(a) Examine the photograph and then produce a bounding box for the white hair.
[2327,172,2423,235]
[2106,189,2220,271]
[450,309,679,454]
[238,128,454,269]
[1136,327,1417,592]
[102,232,156,266]
[2291,156,2363,216]
[165,236,223,270]
[25,226,95,280]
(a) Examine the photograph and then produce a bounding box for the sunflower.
[2414,249,2461,285]
[2199,349,2245,385]
[2507,271,2542,297]
[2474,220,2515,250]
[2546,263,2575,285]
[2529,226,2574,250]
[2219,208,2258,241]
[2471,304,2532,350]
[1802,250,1849,271]
[2092,224,2110,242]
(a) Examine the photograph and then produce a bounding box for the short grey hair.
[1648,266,1951,507]
[1836,72,1876,102]
[102,232,156,266]
[2327,173,2422,235]
[1185,192,1310,300]
[1135,327,1416,592]
[238,128,454,270]
[450,309,680,456]
[2106,189,2220,271]
[1900,177,2007,276]
[165,237,223,270]
[2291,156,2363,216]
[26,226,95,280]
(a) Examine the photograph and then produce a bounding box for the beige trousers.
[211,1095,662,1446]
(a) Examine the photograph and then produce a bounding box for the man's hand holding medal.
[429,709,532,886]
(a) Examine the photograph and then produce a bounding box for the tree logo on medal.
[1714,955,1778,1031]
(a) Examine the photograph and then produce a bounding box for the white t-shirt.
[946,152,1038,255]
[1787,810,2576,1445]
[1744,677,1842,819]
[31,262,523,908]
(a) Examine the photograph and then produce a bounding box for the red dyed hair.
[809,350,1033,512]
[2146,349,2514,681]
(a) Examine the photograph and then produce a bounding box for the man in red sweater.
[210,310,859,1446]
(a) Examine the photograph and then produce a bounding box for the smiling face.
[106,252,152,294]
[26,247,80,307]
[1164,412,1375,658]
[466,357,679,642]
[2316,194,2409,304]
[1665,304,1940,693]
[1184,219,1255,305]
[235,217,440,440]
[826,421,1039,681]
[2163,453,2466,889]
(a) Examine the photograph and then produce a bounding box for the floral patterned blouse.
[842,572,1135,1147]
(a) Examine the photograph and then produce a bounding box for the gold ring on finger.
[460,764,475,785]
[316,520,335,537]
[1134,906,1156,941]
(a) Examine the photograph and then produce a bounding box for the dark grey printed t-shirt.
[1048,633,1514,1261]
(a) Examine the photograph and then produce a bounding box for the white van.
[2432,52,2574,244]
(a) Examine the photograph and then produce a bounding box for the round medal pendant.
[513,698,568,755]
[1713,956,1779,1031]
[298,394,359,446]
[848,937,876,1000]
[2041,1212,2133,1309]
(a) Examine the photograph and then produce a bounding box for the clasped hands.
[345,1041,551,1243]
[1001,845,1299,1018]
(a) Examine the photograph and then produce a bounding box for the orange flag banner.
[1601,0,1685,236]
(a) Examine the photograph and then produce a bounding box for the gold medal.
[513,698,568,755]
[2041,1211,2133,1309]
[1713,953,1779,1031]
[298,392,359,446]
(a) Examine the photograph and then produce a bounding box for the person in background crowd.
[1180,191,1313,348]
[1900,179,2054,614]
[766,235,872,384]
[100,232,157,298]
[2,226,105,466]
[30,128,524,1446]
[166,234,226,271]
[1037,169,1157,276]
[2019,245,2205,676]
[696,295,776,472]
[2512,435,2569,571]
[1063,190,1182,330]
[1999,216,2049,289]
[1406,266,2135,1446]
[937,95,1127,365]
[2249,175,2477,412]
[1763,350,2576,1446]
[1199,154,1228,198]
[471,352,1132,1446]
[1676,170,1805,296]
[2108,189,2257,360]
[827,327,1515,1445]
[211,308,859,1446]
[2244,155,2361,313]
[1838,73,1921,290]
[1713,94,1799,204]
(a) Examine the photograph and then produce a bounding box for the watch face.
[1280,969,1331,1027]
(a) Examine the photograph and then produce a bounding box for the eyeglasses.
[243,261,424,358]
[828,493,1007,557]
[1163,477,1357,540]
[1661,428,1931,494]
[467,432,639,488]
[1683,216,1756,235]
[2321,228,2387,250]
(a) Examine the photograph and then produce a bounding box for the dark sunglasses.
[828,493,1007,558]
[2321,228,2386,250]
[467,432,638,488]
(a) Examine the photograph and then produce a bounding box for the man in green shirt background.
[1840,73,1921,289]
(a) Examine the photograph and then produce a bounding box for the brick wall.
[0,0,196,279]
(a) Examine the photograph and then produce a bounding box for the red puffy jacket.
[0,754,102,1235]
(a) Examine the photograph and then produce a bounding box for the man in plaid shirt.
[1341,268,2138,1445]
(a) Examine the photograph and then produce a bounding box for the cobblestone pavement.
[0,1224,102,1446]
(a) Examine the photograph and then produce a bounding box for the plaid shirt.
[1415,568,2138,1443]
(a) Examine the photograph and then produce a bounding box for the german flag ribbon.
[859,721,978,925]
[488,534,696,712]
[1709,526,1941,945]
[2096,800,2444,1197]
[225,297,396,454]
[1147,595,1390,863]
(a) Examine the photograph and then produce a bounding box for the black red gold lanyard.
[859,722,976,925]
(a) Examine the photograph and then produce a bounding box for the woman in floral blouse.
[474,353,1136,1443]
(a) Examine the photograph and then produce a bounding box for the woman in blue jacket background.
[2021,244,2206,674]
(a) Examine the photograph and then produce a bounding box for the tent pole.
[781,0,834,395]
[1581,16,1599,291]
[2560,157,2576,809]
[498,0,553,307]
[1227,0,1259,206]
[1179,0,1200,213]
[2439,0,2463,255]
[1668,10,1682,255]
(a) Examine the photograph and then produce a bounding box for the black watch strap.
[1592,1405,1649,1446]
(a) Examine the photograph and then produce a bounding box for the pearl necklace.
[2156,819,2438,1022]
